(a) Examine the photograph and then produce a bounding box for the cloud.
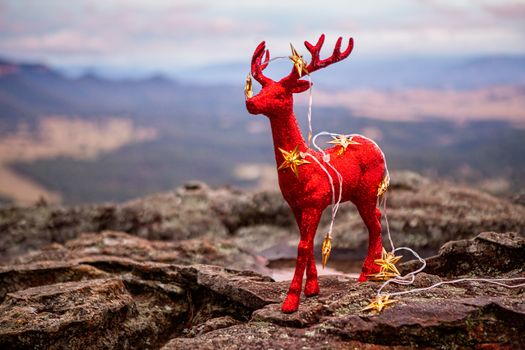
[0,0,523,68]
[1,30,110,55]
[336,0,525,56]
[483,2,525,20]
[349,26,525,56]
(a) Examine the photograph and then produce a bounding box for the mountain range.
[169,54,525,89]
[0,55,524,204]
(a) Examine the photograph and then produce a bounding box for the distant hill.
[3,54,525,127]
[0,58,240,128]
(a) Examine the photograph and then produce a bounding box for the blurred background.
[0,0,524,206]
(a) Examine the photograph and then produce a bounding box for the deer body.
[267,108,385,207]
[246,35,387,313]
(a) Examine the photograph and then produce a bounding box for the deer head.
[245,34,354,117]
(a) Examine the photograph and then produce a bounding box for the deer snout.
[245,98,261,115]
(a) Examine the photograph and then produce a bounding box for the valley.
[1,56,524,205]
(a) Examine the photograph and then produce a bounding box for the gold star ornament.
[244,73,253,99]
[377,174,390,197]
[328,135,360,155]
[362,295,397,314]
[321,233,332,268]
[289,43,309,77]
[375,247,402,275]
[367,247,402,281]
[278,145,310,178]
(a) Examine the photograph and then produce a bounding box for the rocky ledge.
[1,171,524,263]
[1,231,523,349]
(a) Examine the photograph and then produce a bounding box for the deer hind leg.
[356,198,383,282]
[282,207,322,313]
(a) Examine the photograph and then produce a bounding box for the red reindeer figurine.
[245,34,389,313]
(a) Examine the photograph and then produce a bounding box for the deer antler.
[251,41,272,87]
[280,34,354,84]
[305,34,354,74]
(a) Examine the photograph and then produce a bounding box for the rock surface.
[401,231,525,278]
[13,230,270,275]
[0,231,523,349]
[1,172,524,263]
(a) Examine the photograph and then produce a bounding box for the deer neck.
[267,107,307,162]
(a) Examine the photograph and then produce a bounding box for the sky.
[0,0,524,72]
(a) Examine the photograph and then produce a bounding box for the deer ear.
[290,80,312,94]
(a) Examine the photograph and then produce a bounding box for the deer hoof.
[358,273,368,282]
[281,294,300,313]
[304,280,320,297]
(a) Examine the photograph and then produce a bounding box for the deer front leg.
[304,251,320,297]
[282,207,322,313]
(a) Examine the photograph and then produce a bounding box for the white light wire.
[377,191,525,297]
[251,49,525,299]
[256,55,341,237]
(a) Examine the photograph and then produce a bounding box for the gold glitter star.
[374,247,402,275]
[377,174,390,196]
[289,43,309,77]
[327,135,360,155]
[244,73,253,99]
[366,248,402,281]
[321,233,332,268]
[362,295,397,313]
[277,145,310,178]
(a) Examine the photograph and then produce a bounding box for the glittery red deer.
[245,34,389,313]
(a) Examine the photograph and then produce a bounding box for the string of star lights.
[245,43,387,269]
[245,41,525,315]
[362,194,525,313]
[289,43,347,266]
[360,191,525,314]
[289,43,314,145]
